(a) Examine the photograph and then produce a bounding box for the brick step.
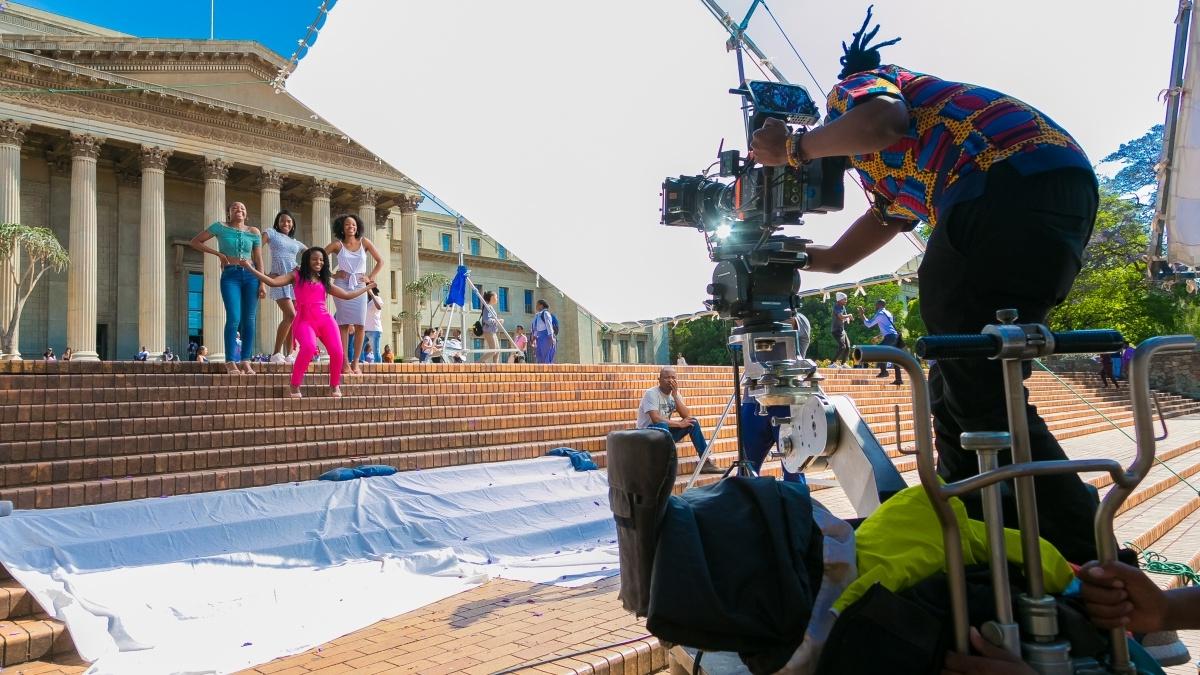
[0,579,31,621]
[8,399,1191,491]
[0,370,1133,407]
[0,612,73,667]
[7,385,1182,446]
[1138,508,1200,590]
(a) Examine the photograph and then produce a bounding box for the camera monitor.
[747,80,819,126]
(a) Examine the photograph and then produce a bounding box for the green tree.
[395,271,451,329]
[903,296,927,341]
[1047,190,1178,343]
[669,316,733,365]
[1100,124,1162,224]
[0,223,69,358]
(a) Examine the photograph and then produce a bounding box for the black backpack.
[472,320,483,337]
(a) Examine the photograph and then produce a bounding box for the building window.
[498,287,509,312]
[619,339,630,363]
[524,289,534,314]
[187,271,204,349]
[441,233,452,252]
[470,237,481,256]
[441,283,450,305]
[498,244,508,260]
[636,341,646,364]
[390,271,398,301]
[417,229,423,246]
[471,290,481,310]
[602,339,612,363]
[501,338,511,350]
[473,338,484,362]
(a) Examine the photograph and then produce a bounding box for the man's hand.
[1077,562,1167,633]
[942,628,1035,675]
[749,118,790,167]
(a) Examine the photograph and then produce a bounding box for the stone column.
[0,121,27,360]
[66,132,103,361]
[397,194,423,354]
[308,179,333,247]
[137,146,171,360]
[257,169,285,356]
[375,207,393,350]
[202,157,229,361]
[355,187,378,242]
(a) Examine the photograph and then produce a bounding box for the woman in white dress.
[325,214,382,376]
[261,210,308,362]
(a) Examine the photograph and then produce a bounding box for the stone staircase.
[0,360,1198,670]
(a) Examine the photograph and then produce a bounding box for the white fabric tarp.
[0,457,618,675]
[1167,6,1200,267]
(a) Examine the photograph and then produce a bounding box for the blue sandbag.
[318,465,399,481]
[546,448,598,471]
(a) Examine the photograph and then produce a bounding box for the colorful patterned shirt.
[825,65,1094,227]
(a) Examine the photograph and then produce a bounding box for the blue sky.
[14,0,323,58]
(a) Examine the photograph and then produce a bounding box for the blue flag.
[444,265,469,307]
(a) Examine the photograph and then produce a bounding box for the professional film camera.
[659,80,907,511]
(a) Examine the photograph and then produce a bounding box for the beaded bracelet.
[785,130,808,167]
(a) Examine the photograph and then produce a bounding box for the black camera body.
[659,80,845,329]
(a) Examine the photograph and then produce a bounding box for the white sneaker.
[270,353,286,364]
[286,353,296,364]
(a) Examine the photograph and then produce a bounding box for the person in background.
[189,201,264,375]
[262,209,307,364]
[240,248,374,398]
[364,287,384,365]
[418,328,437,364]
[858,299,903,385]
[444,328,466,363]
[511,325,528,363]
[480,290,503,363]
[187,341,198,361]
[531,299,557,364]
[43,347,55,361]
[381,344,394,363]
[62,347,72,361]
[196,345,209,363]
[325,214,383,377]
[361,340,375,364]
[135,346,149,362]
[162,347,176,362]
[1097,351,1118,389]
[1120,341,1135,382]
[638,367,721,474]
[831,292,852,367]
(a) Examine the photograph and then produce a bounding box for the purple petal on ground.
[526,599,535,604]
[241,642,252,647]
[532,611,544,617]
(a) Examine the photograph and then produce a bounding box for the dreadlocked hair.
[838,5,901,80]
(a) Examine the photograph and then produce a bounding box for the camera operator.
[750,7,1100,564]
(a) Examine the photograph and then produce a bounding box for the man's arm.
[1078,562,1200,632]
[750,96,909,166]
[804,209,904,275]
[673,390,693,422]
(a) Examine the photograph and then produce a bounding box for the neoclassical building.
[0,3,668,364]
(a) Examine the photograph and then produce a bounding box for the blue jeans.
[647,420,707,458]
[739,400,805,483]
[219,265,258,363]
[350,330,382,362]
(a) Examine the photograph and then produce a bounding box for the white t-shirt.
[366,296,383,332]
[637,386,679,429]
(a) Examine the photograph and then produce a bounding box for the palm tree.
[394,271,451,337]
[0,223,69,359]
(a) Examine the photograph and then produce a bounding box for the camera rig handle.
[855,333,1197,673]
[914,329,1125,361]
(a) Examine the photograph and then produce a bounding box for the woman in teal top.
[189,201,265,374]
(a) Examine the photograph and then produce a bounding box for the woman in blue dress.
[261,210,307,362]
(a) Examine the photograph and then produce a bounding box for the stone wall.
[1039,351,1200,398]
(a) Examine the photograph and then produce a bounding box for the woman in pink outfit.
[240,248,374,398]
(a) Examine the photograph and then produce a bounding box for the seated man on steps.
[637,367,722,474]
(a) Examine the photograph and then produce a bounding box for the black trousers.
[833,332,851,364]
[917,163,1099,563]
[878,333,905,382]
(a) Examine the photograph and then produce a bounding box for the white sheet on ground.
[0,456,619,675]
